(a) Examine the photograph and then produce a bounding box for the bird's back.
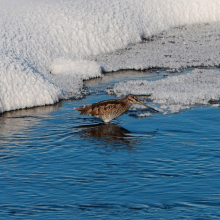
[75,98,131,122]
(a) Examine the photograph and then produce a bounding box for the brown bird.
[75,94,158,123]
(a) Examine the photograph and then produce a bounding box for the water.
[1,70,220,219]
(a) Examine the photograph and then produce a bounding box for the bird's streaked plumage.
[75,95,158,122]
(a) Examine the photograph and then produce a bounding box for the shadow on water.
[74,122,158,148]
[76,123,134,146]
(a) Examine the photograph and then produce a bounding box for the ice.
[138,112,152,117]
[92,22,220,72]
[0,57,63,113]
[1,0,220,113]
[48,58,102,98]
[212,104,220,108]
[49,58,102,80]
[110,69,220,113]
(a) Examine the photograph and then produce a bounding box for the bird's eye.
[133,96,138,101]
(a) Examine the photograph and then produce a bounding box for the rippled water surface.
[1,71,220,219]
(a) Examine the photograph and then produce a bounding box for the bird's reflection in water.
[78,123,135,146]
[77,123,142,147]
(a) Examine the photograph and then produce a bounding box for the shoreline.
[90,22,220,72]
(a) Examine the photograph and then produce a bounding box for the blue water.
[1,71,220,219]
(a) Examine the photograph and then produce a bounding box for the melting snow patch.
[110,69,220,113]
[138,112,152,117]
[212,103,220,108]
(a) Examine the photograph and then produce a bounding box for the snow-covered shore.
[91,22,220,72]
[109,69,220,113]
[1,0,220,113]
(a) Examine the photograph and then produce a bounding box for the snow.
[138,112,152,118]
[0,57,63,113]
[110,69,220,113]
[48,58,102,99]
[49,58,102,80]
[1,0,220,113]
[92,22,220,72]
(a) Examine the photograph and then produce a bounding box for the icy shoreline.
[109,69,220,114]
[1,0,220,113]
[90,22,220,72]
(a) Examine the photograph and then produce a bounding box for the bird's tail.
[74,106,88,115]
[74,107,82,111]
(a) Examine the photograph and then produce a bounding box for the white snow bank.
[0,58,63,113]
[92,22,220,72]
[1,0,220,112]
[50,58,102,80]
[47,58,102,99]
[110,69,220,113]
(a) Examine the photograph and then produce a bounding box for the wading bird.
[75,95,158,123]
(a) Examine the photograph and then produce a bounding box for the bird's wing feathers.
[90,102,120,117]
[75,99,122,116]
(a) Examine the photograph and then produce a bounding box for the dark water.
[1,71,220,219]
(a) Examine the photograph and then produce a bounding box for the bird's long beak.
[137,100,159,113]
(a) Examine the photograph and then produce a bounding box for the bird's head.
[127,95,142,104]
[126,95,159,112]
